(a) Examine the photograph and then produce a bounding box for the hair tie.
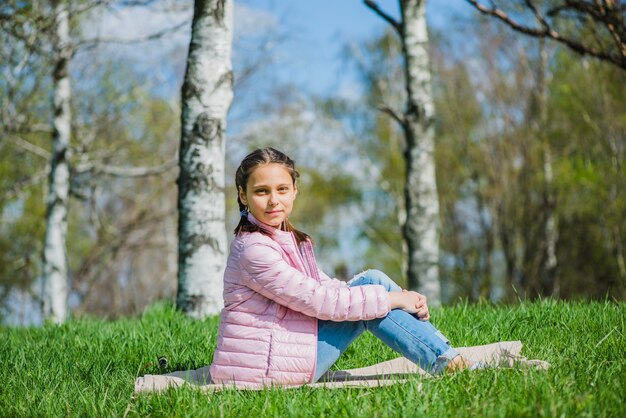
[240,209,249,218]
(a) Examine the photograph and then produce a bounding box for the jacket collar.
[247,212,292,239]
[247,212,321,282]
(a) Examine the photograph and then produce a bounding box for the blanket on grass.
[134,341,549,394]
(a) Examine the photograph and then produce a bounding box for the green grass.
[1,300,624,417]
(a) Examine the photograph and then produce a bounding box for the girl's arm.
[315,268,429,319]
[317,269,348,288]
[316,268,429,319]
[240,242,390,321]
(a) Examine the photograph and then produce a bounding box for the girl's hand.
[389,290,430,320]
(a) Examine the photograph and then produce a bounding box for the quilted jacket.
[209,213,391,387]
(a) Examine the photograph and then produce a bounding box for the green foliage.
[546,52,626,299]
[433,51,488,299]
[2,0,185,314]
[332,30,407,283]
[0,301,624,416]
[428,16,626,301]
[296,168,362,250]
[0,1,54,303]
[0,136,49,304]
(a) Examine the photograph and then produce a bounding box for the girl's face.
[239,163,297,228]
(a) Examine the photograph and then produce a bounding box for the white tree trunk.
[42,0,71,323]
[176,0,233,318]
[400,0,441,304]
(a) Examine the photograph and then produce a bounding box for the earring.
[240,206,249,217]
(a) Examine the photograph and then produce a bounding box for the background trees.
[465,0,626,70]
[431,13,625,301]
[1,0,186,323]
[1,1,624,325]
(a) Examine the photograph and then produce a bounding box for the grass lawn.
[1,300,624,417]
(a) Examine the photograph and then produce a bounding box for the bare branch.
[363,0,403,36]
[68,0,108,17]
[77,19,188,50]
[30,123,54,133]
[3,122,54,134]
[5,134,51,160]
[377,104,406,128]
[1,168,48,201]
[466,0,563,36]
[524,0,549,30]
[75,158,177,178]
[465,0,626,69]
[69,1,163,19]
[72,202,175,309]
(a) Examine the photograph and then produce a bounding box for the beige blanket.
[134,341,549,394]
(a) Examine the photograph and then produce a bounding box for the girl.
[209,147,470,388]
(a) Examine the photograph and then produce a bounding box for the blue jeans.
[314,270,460,382]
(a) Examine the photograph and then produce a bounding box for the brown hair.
[234,147,311,244]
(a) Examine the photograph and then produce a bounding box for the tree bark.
[42,0,71,323]
[176,0,233,318]
[400,0,441,304]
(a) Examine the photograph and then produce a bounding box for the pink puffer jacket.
[209,214,391,388]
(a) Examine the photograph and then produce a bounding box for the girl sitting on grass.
[209,147,472,388]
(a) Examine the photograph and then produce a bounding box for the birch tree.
[364,0,441,304]
[177,0,233,318]
[42,0,72,323]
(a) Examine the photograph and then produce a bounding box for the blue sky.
[85,0,472,101]
[237,0,471,97]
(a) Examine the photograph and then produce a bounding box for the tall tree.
[42,0,72,323]
[177,0,233,318]
[364,0,441,304]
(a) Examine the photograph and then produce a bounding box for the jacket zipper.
[289,232,319,383]
[289,233,309,277]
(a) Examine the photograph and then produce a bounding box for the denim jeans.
[314,269,460,382]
